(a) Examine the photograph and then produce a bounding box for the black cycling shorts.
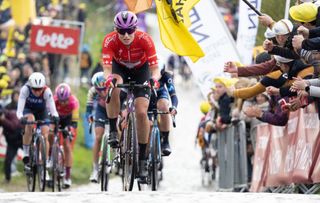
[112,60,151,99]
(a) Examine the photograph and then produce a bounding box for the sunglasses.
[117,28,136,35]
[32,87,43,92]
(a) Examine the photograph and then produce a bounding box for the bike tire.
[100,136,109,191]
[36,135,46,192]
[122,113,138,191]
[150,127,160,191]
[52,144,64,192]
[26,143,36,192]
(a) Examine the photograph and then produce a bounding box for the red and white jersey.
[101,30,158,69]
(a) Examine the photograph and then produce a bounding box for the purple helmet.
[55,83,71,101]
[114,11,138,29]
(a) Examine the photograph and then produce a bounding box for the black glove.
[20,117,28,125]
[52,116,60,125]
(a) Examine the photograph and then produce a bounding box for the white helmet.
[28,72,46,88]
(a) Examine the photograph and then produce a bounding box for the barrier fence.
[250,103,320,193]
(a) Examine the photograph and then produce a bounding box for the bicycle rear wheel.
[52,144,64,192]
[122,113,138,191]
[36,135,46,192]
[150,127,160,191]
[26,143,36,192]
[100,136,109,191]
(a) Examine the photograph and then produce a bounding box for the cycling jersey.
[85,86,108,128]
[86,86,106,111]
[54,95,79,122]
[16,85,58,119]
[102,30,158,69]
[158,71,178,108]
[148,71,178,116]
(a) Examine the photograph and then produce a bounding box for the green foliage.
[72,86,92,184]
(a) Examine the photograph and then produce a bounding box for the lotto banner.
[251,103,320,189]
[292,104,319,183]
[30,25,81,55]
[250,124,271,192]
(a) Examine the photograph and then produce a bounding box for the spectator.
[80,44,92,85]
[0,106,23,183]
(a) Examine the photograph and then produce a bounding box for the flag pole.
[284,0,291,19]
[241,0,262,16]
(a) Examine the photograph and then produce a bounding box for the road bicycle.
[23,120,48,192]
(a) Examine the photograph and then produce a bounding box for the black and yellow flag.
[155,0,204,62]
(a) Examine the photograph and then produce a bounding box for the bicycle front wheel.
[26,143,36,192]
[122,113,138,191]
[52,144,64,192]
[100,136,109,191]
[36,135,46,192]
[150,127,160,191]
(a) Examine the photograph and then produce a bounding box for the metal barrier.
[217,120,248,191]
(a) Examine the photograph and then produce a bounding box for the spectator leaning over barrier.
[263,19,300,59]
[227,55,314,100]
[290,3,320,74]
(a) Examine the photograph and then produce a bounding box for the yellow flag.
[124,0,153,13]
[155,0,204,62]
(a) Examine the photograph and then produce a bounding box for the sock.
[139,143,147,161]
[161,131,169,144]
[65,167,71,179]
[93,162,99,171]
[23,145,30,157]
[109,118,118,132]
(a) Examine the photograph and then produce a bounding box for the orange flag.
[124,0,153,13]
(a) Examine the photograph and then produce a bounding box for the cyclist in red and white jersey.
[102,11,160,179]
[53,83,79,188]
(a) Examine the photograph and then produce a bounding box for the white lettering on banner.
[258,135,269,149]
[303,113,318,129]
[295,139,312,170]
[272,126,285,138]
[35,29,74,49]
[269,150,281,175]
[285,145,295,173]
[287,117,298,135]
[252,158,263,181]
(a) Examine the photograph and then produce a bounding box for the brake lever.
[106,78,117,104]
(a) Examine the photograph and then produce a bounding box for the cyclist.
[53,83,79,188]
[85,72,109,183]
[102,11,160,180]
[16,72,59,175]
[148,59,178,156]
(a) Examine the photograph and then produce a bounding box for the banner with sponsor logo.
[30,25,81,55]
[186,0,240,97]
[236,0,262,65]
[251,103,320,190]
[250,124,271,192]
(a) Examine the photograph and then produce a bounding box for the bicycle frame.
[109,80,149,191]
